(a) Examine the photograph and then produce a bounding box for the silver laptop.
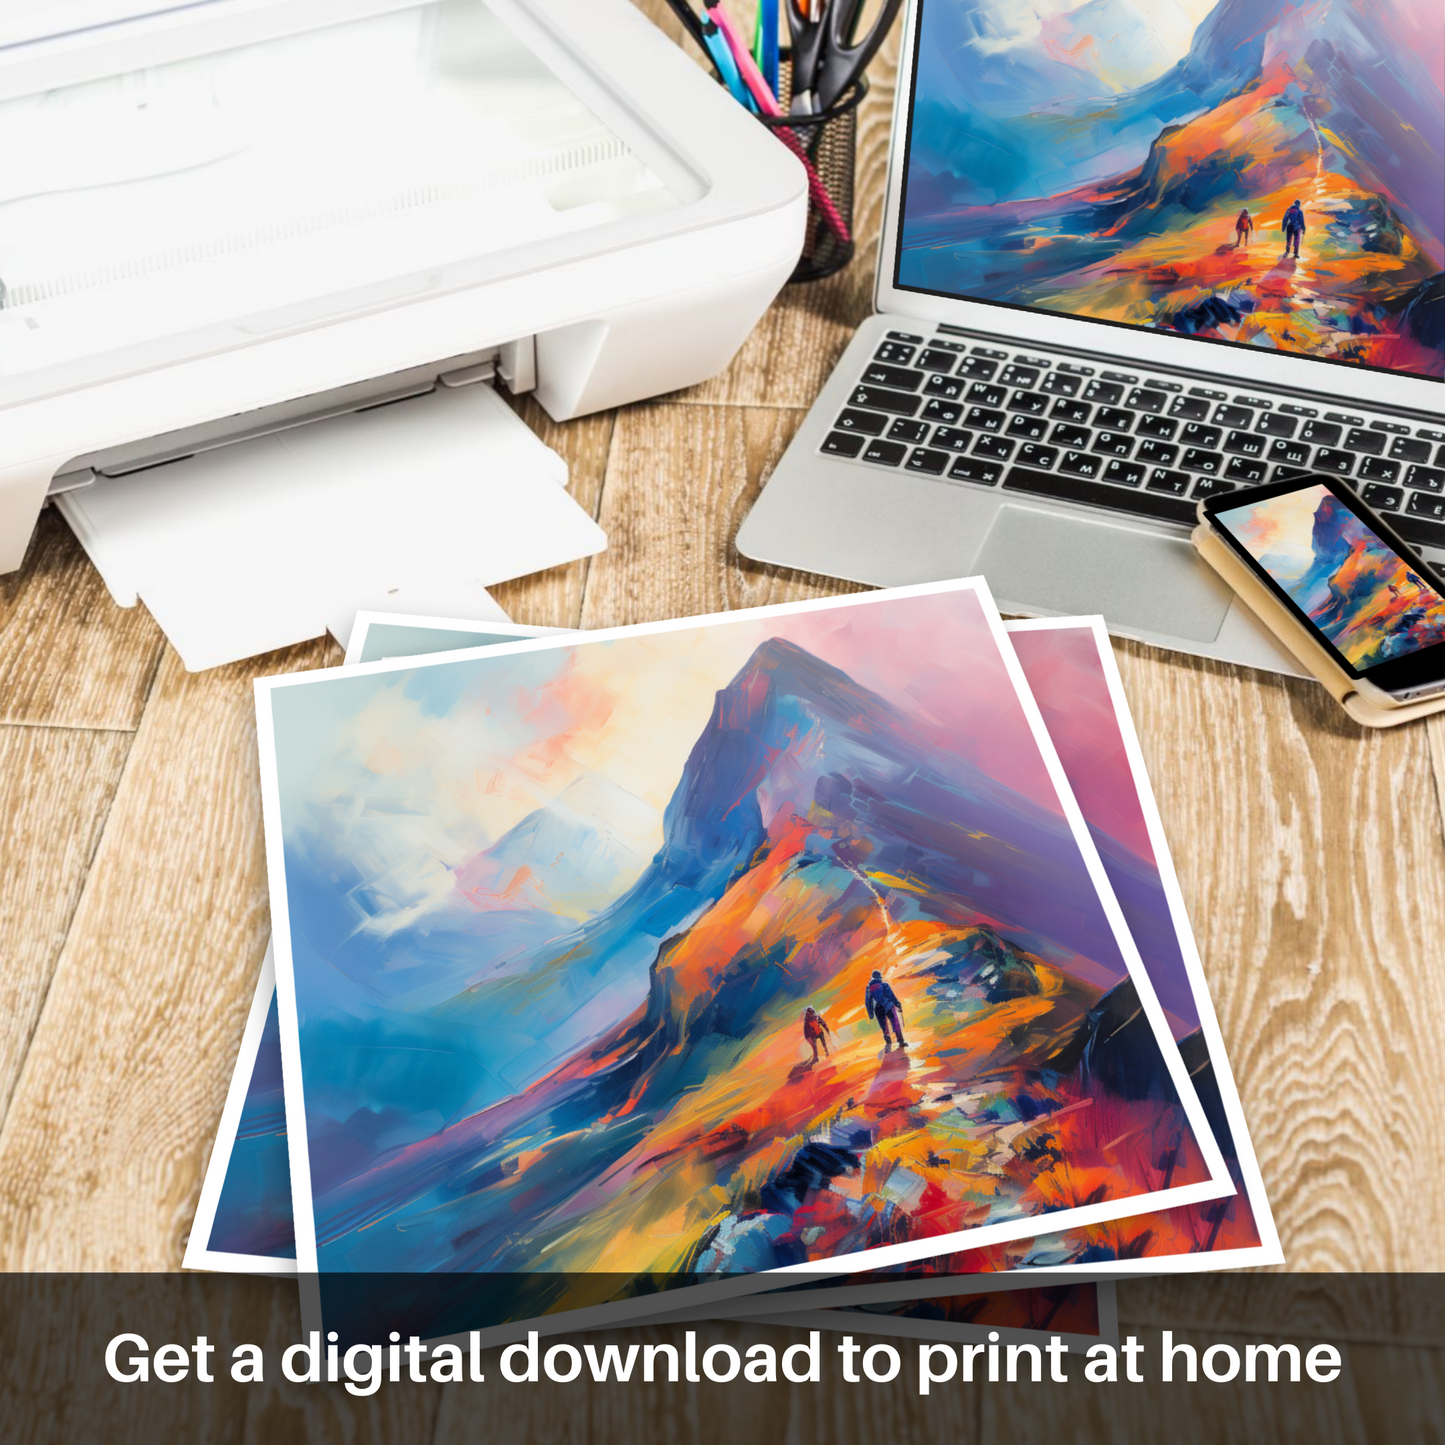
[738,0,1445,673]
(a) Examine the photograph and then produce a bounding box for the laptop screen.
[893,0,1444,382]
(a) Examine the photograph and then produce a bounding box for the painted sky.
[1216,482,1333,582]
[269,591,1068,942]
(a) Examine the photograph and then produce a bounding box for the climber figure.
[802,1005,834,1064]
[1281,200,1305,258]
[865,969,907,1051]
[1233,207,1253,247]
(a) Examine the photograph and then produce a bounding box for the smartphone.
[1201,473,1445,705]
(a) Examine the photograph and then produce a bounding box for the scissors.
[786,0,903,114]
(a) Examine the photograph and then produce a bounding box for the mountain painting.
[1217,482,1445,665]
[259,584,1226,1334]
[899,0,1445,378]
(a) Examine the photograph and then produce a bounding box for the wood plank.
[0,640,334,1270]
[579,403,865,631]
[430,1320,981,1445]
[489,397,614,631]
[0,725,133,1126]
[984,1321,1439,1445]
[0,509,165,730]
[1109,638,1445,1270]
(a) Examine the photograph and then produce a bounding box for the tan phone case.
[1192,520,1445,728]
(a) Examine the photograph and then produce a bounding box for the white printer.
[0,0,806,664]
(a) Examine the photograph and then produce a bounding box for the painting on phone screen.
[1216,483,1445,666]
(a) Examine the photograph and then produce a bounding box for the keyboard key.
[1390,436,1432,464]
[887,418,931,444]
[1300,420,1342,447]
[1268,437,1312,467]
[1146,468,1191,494]
[1422,428,1445,443]
[1006,414,1048,441]
[1007,390,1050,415]
[886,330,923,343]
[967,382,1008,407]
[964,406,1006,432]
[924,373,966,400]
[1057,362,1094,375]
[973,435,1015,461]
[958,356,999,380]
[835,408,889,435]
[1169,395,1211,421]
[1101,370,1138,384]
[1180,423,1222,449]
[922,398,963,424]
[1181,448,1224,474]
[1126,388,1167,413]
[1438,445,1445,467]
[821,431,865,458]
[930,426,973,452]
[1279,403,1318,417]
[1017,443,1059,470]
[1214,404,1254,429]
[1104,459,1146,487]
[1234,394,1272,410]
[1257,413,1298,438]
[1050,398,1092,424]
[969,345,1007,359]
[916,348,958,373]
[1092,432,1134,457]
[1060,451,1103,478]
[906,447,950,475]
[1189,386,1227,401]
[1224,456,1267,483]
[1224,430,1266,458]
[861,438,908,467]
[874,342,916,365]
[1050,423,1091,450]
[1344,427,1385,456]
[863,362,925,390]
[1324,411,1363,426]
[1193,476,1237,499]
[1041,372,1081,397]
[851,384,921,417]
[998,364,1040,388]
[1273,464,1315,482]
[1407,490,1445,521]
[932,339,969,352]
[948,456,1004,485]
[1369,419,1409,435]
[1406,465,1445,493]
[1313,447,1354,476]
[1084,380,1124,405]
[1395,513,1445,550]
[1136,440,1179,467]
[1359,456,1400,482]
[1003,465,1196,523]
[1362,483,1403,511]
[1136,414,1179,440]
[1095,405,1134,432]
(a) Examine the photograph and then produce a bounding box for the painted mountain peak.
[901,0,1444,376]
[279,627,1213,1316]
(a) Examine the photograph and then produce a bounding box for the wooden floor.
[1,6,1443,1441]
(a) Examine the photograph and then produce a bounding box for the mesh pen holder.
[759,65,867,283]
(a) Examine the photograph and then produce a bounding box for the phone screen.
[1209,478,1445,686]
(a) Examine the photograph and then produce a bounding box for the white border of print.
[183,942,292,1277]
[754,1278,1119,1353]
[255,578,1232,1339]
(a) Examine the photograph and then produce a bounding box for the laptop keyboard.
[821,330,1445,550]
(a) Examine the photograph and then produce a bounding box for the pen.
[753,0,780,99]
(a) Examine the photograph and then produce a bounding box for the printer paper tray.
[57,384,605,670]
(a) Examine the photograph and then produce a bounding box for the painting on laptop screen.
[898,0,1445,379]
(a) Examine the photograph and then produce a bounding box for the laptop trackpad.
[976,505,1233,643]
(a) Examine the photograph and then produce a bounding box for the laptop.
[737,0,1445,673]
